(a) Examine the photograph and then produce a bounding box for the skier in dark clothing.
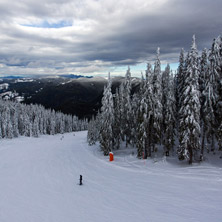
[79,175,83,185]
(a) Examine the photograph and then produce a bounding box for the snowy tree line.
[88,35,222,164]
[0,99,88,139]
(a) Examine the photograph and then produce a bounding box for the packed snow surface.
[0,131,221,222]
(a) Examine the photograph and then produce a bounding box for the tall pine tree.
[178,35,200,164]
[99,73,114,155]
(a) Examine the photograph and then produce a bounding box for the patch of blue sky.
[112,62,179,77]
[22,20,72,28]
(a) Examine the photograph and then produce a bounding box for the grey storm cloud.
[0,0,221,76]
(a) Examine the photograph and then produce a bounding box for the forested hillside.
[0,100,88,139]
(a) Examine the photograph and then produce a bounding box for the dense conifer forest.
[0,100,88,139]
[88,35,222,164]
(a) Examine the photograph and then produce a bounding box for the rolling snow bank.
[0,131,221,222]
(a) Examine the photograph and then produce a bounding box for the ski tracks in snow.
[0,132,222,222]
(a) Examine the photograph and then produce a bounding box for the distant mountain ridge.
[1,74,93,79]
[0,75,140,119]
[59,74,93,79]
[1,76,25,79]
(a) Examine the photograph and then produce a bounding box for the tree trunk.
[189,147,193,164]
[144,138,148,159]
[211,133,215,152]
[147,132,152,157]
[200,125,206,161]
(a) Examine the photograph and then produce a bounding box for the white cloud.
[0,0,221,76]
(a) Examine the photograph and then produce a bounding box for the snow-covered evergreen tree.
[11,105,19,138]
[49,110,56,135]
[199,49,209,158]
[99,73,114,155]
[135,88,145,158]
[142,63,154,158]
[178,35,201,164]
[122,67,133,147]
[175,48,185,117]
[162,64,171,138]
[162,65,176,155]
[201,37,221,153]
[87,116,98,145]
[5,106,13,139]
[130,91,140,149]
[152,48,163,151]
[32,115,40,137]
[113,87,121,149]
[163,71,176,155]
[118,82,125,142]
[212,36,222,151]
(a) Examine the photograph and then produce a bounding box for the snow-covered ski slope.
[0,131,221,222]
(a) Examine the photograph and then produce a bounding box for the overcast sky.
[0,0,221,77]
